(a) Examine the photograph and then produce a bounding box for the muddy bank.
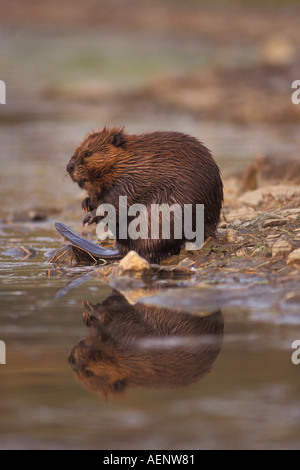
[118,61,300,125]
[3,1,300,45]
[2,0,300,128]
[33,60,299,129]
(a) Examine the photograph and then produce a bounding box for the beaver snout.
[66,161,75,174]
[68,352,76,369]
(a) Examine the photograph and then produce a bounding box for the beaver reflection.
[68,291,223,396]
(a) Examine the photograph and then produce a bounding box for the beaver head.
[68,336,130,396]
[66,126,127,197]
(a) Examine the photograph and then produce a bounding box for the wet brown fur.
[67,127,223,262]
[68,291,224,397]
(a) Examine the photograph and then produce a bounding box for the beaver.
[68,291,224,396]
[66,127,223,262]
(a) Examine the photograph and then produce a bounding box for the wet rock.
[235,247,248,257]
[254,212,287,229]
[225,206,258,222]
[271,239,293,258]
[231,219,242,228]
[266,234,281,240]
[265,234,281,246]
[9,206,61,223]
[3,246,37,259]
[48,244,96,266]
[175,257,196,269]
[281,208,300,221]
[219,222,228,229]
[217,228,227,238]
[150,264,195,277]
[283,291,300,304]
[47,267,68,278]
[226,229,240,243]
[287,248,300,266]
[262,218,286,228]
[251,247,265,256]
[118,251,151,275]
[240,221,252,229]
[261,211,283,220]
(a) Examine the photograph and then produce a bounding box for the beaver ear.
[110,131,125,148]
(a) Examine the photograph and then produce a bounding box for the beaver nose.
[66,161,74,174]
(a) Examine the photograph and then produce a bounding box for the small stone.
[3,246,37,260]
[287,214,300,221]
[236,247,248,257]
[232,219,242,227]
[260,211,283,220]
[284,291,300,303]
[225,207,258,222]
[263,218,287,228]
[217,228,227,239]
[265,234,281,246]
[226,229,240,243]
[118,251,150,274]
[240,221,252,229]
[252,247,264,255]
[281,209,300,218]
[287,248,300,265]
[271,239,293,257]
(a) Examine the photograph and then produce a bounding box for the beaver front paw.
[82,209,100,226]
[81,197,93,212]
[82,300,108,326]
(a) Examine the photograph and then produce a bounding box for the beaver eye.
[85,151,92,158]
[85,369,94,377]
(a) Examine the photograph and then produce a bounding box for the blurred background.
[1,0,300,213]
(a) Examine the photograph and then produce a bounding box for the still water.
[0,220,300,450]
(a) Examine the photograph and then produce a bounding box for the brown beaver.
[66,127,223,262]
[68,291,224,396]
